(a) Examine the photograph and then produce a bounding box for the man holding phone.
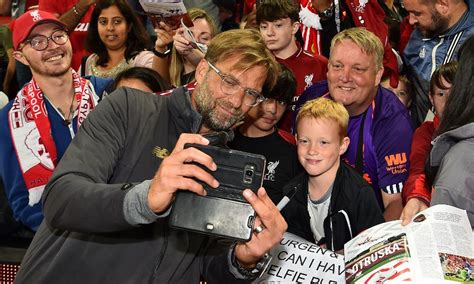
[15,29,286,283]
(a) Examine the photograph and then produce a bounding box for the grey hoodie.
[431,122,474,228]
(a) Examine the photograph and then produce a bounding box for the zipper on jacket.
[431,38,444,75]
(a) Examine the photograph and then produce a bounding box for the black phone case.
[183,143,266,193]
[169,192,256,241]
[168,144,266,241]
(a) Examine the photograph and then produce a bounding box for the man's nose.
[408,14,418,25]
[339,67,351,82]
[227,90,244,109]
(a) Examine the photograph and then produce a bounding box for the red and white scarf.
[8,70,99,206]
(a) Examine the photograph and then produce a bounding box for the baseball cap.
[10,10,67,50]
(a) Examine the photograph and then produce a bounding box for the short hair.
[205,28,279,90]
[429,61,458,95]
[330,27,384,71]
[256,0,300,24]
[113,67,171,92]
[296,98,349,139]
[263,63,296,105]
[85,0,150,67]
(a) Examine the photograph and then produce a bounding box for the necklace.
[90,55,130,78]
[58,93,76,125]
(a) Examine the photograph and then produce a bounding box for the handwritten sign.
[255,233,345,283]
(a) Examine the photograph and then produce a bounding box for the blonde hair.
[330,27,384,71]
[205,28,279,90]
[169,8,218,87]
[296,98,349,139]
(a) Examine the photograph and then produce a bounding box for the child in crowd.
[256,0,328,133]
[382,75,412,108]
[228,64,301,204]
[400,62,458,225]
[282,98,384,252]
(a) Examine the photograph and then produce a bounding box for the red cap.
[10,10,67,50]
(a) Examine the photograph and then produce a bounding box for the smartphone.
[182,143,266,195]
[168,144,266,241]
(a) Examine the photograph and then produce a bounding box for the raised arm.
[40,0,97,32]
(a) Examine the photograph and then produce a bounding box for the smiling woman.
[81,0,155,79]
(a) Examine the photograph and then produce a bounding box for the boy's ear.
[291,21,300,35]
[339,137,350,155]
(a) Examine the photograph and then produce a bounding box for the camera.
[243,164,255,184]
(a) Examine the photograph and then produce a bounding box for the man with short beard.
[14,28,287,283]
[403,0,474,127]
[0,10,111,231]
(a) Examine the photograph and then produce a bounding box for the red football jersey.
[277,47,328,132]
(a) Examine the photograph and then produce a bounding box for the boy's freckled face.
[296,117,346,178]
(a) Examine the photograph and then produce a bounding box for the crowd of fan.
[0,0,472,282]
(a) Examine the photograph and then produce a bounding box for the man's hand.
[400,198,428,226]
[147,134,219,213]
[235,188,287,268]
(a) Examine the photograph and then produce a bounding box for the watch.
[231,246,273,279]
[319,3,334,18]
[153,48,171,58]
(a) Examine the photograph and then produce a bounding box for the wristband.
[153,48,171,58]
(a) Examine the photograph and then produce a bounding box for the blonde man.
[282,97,383,252]
[295,27,413,221]
[15,28,286,283]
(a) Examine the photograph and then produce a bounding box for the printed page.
[138,0,192,29]
[344,221,413,283]
[405,204,474,283]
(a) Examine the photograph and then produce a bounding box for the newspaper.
[138,0,192,29]
[344,204,474,283]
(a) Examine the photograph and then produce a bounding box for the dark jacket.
[282,162,384,251]
[403,0,474,126]
[15,86,249,283]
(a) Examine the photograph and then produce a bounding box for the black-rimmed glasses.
[23,30,69,51]
[207,61,265,107]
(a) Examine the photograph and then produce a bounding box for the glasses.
[24,30,69,51]
[207,61,265,107]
